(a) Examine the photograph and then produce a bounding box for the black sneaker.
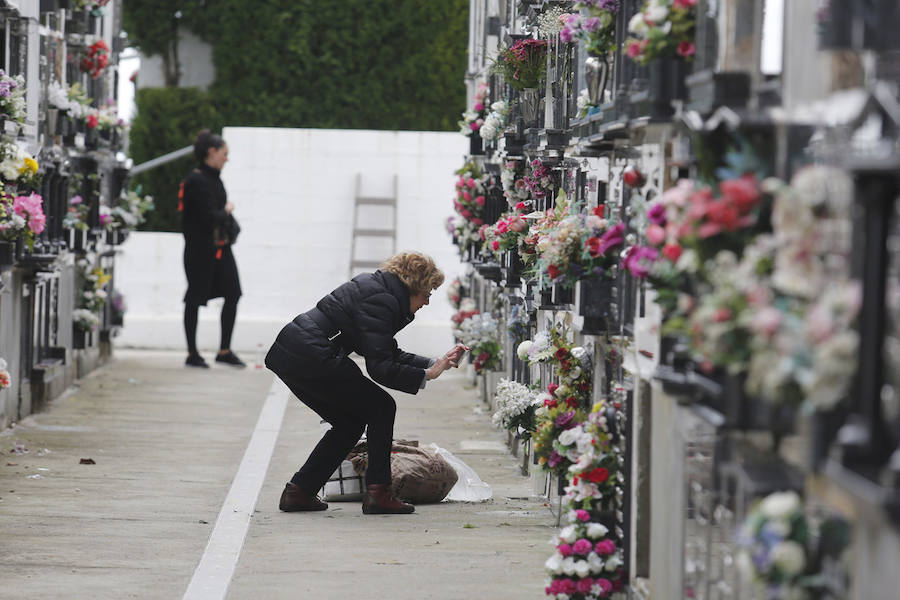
[186,354,209,368]
[215,350,246,368]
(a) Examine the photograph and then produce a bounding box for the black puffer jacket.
[267,270,431,394]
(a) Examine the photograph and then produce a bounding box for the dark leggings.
[267,349,396,494]
[184,296,239,355]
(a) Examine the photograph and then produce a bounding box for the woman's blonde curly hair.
[381,252,445,296]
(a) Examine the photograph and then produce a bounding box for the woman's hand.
[426,343,469,380]
[224,201,235,214]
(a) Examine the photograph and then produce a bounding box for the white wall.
[115,127,469,360]
[136,30,215,90]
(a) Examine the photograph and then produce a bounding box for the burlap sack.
[348,440,458,503]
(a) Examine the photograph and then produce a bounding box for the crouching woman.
[265,252,466,514]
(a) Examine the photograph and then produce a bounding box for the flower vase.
[648,57,689,117]
[84,127,98,150]
[577,276,616,334]
[0,240,13,268]
[519,88,540,128]
[72,327,87,350]
[47,108,59,138]
[584,54,611,106]
[469,134,484,156]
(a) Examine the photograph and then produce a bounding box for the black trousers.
[265,343,396,496]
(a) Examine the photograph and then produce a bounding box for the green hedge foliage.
[125,1,469,231]
[129,88,222,232]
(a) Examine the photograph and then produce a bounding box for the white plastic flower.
[759,491,801,521]
[559,525,577,543]
[574,559,591,578]
[545,553,564,574]
[561,556,577,576]
[586,522,609,539]
[771,540,806,576]
[516,340,533,360]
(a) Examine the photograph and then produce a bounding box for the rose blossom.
[573,538,593,555]
[558,543,574,557]
[595,539,616,556]
[646,223,666,245]
[677,41,696,57]
[576,578,594,594]
[596,578,613,593]
[574,509,591,522]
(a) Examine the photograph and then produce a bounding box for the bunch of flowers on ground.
[561,1,621,56]
[626,0,697,64]
[0,357,10,389]
[0,70,26,124]
[492,38,549,90]
[492,378,542,439]
[458,81,490,136]
[0,191,46,250]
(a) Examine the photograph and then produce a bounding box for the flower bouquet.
[479,100,510,142]
[501,160,533,207]
[0,141,41,191]
[625,0,697,64]
[483,210,529,258]
[72,308,100,332]
[0,70,26,125]
[455,311,503,374]
[0,191,46,250]
[458,82,490,137]
[492,378,542,439]
[561,1,621,56]
[492,38,549,91]
[81,40,110,79]
[453,160,489,227]
[447,277,464,310]
[77,258,111,312]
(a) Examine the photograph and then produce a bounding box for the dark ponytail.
[193,129,225,162]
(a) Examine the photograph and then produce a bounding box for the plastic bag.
[428,443,493,502]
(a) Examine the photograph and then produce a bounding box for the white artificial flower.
[568,366,582,380]
[771,540,806,576]
[604,553,622,572]
[587,522,609,539]
[561,556,577,576]
[628,12,648,35]
[645,2,669,21]
[545,553,564,574]
[764,518,792,537]
[736,551,755,583]
[759,491,801,521]
[559,525,577,543]
[587,552,605,574]
[0,358,6,370]
[574,559,591,578]
[516,340,533,360]
[558,428,581,447]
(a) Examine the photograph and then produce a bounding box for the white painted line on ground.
[183,378,289,600]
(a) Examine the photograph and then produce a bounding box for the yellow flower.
[24,157,38,173]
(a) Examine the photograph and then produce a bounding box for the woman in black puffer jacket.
[266,252,466,515]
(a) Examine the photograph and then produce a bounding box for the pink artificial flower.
[646,224,666,246]
[595,539,616,556]
[70,195,83,205]
[508,216,527,232]
[557,543,573,557]
[559,579,577,595]
[13,194,46,234]
[496,221,508,234]
[574,509,591,522]
[491,240,500,251]
[560,27,574,44]
[467,178,476,189]
[626,41,643,59]
[474,102,484,112]
[673,0,698,8]
[662,243,683,263]
[576,578,594,594]
[475,195,486,206]
[469,121,481,132]
[99,213,112,226]
[713,307,733,322]
[662,179,694,207]
[471,218,483,226]
[677,41,696,57]
[460,209,472,219]
[719,174,760,212]
[463,191,471,202]
[596,578,614,594]
[573,538,593,555]
[751,306,783,338]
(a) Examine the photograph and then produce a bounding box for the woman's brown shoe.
[279,482,328,511]
[362,483,415,514]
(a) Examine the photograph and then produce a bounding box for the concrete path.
[0,350,554,599]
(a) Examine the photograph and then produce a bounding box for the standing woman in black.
[181,130,245,368]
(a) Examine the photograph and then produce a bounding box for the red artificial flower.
[566,397,579,408]
[578,382,591,393]
[585,236,602,258]
[86,114,98,129]
[547,383,559,395]
[713,307,733,322]
[592,205,605,218]
[544,398,559,409]
[662,243,683,262]
[623,166,644,188]
[583,467,609,483]
[547,264,561,280]
[719,174,760,213]
[677,41,696,57]
[555,348,569,360]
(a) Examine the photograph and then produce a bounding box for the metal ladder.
[348,173,397,279]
